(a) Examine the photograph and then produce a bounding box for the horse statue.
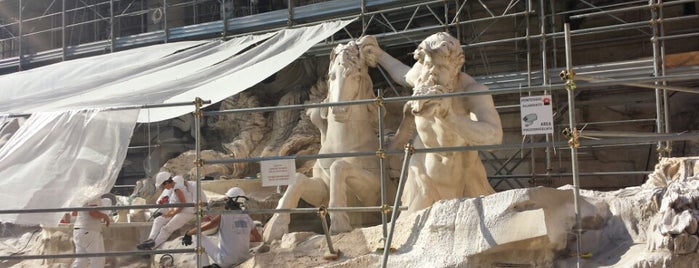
[263,40,396,242]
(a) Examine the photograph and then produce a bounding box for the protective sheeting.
[0,109,138,225]
[0,20,353,225]
[0,41,208,111]
[0,19,354,123]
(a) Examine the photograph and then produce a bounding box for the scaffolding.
[1,0,699,266]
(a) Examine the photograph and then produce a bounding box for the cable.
[8,228,40,256]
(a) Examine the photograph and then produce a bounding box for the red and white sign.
[520,95,554,135]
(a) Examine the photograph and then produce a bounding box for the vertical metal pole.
[221,0,228,38]
[650,0,664,159]
[539,0,547,84]
[193,0,197,24]
[110,0,115,52]
[194,97,203,268]
[651,0,672,157]
[141,0,145,33]
[381,144,413,268]
[18,0,23,71]
[163,0,169,43]
[658,0,671,156]
[455,0,461,42]
[563,23,583,268]
[376,89,387,239]
[540,0,553,184]
[548,0,557,69]
[360,0,366,35]
[443,0,448,31]
[62,0,66,61]
[286,0,293,27]
[525,0,532,86]
[525,0,537,187]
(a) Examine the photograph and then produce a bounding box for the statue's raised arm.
[362,32,504,213]
[358,35,412,88]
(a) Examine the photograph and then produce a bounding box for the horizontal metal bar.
[576,130,674,138]
[654,32,699,41]
[112,185,136,188]
[205,132,699,165]
[205,73,698,116]
[2,99,211,118]
[209,206,408,215]
[0,203,196,215]
[0,248,195,261]
[575,118,656,126]
[127,144,161,150]
[576,75,699,94]
[569,0,696,20]
[489,171,650,179]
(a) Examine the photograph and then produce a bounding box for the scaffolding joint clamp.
[562,128,580,148]
[374,96,385,107]
[318,205,328,218]
[375,149,386,159]
[404,143,415,154]
[194,159,204,167]
[381,204,392,214]
[196,201,206,212]
[559,69,575,80]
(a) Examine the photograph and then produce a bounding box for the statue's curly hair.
[413,32,464,91]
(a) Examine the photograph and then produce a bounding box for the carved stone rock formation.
[207,58,328,178]
[160,149,231,180]
[645,157,699,254]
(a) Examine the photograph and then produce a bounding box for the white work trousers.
[199,235,216,266]
[148,212,194,248]
[197,235,247,268]
[72,230,105,268]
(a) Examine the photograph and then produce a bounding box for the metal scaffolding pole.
[563,23,583,267]
[18,0,23,71]
[381,143,413,268]
[194,97,204,268]
[376,89,388,239]
[650,0,666,158]
[540,0,553,185]
[62,0,66,61]
[110,0,115,52]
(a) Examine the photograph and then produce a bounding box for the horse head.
[324,41,375,123]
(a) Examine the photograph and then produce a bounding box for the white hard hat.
[101,198,112,207]
[225,187,246,198]
[85,197,101,207]
[154,171,172,187]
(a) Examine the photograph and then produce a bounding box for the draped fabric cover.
[0,19,353,225]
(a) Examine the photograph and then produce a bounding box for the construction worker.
[181,187,261,268]
[137,171,195,250]
[72,196,111,268]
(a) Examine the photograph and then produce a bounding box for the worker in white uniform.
[137,171,195,250]
[181,187,261,268]
[72,196,111,268]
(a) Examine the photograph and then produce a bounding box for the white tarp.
[0,109,138,225]
[0,19,354,123]
[0,19,353,225]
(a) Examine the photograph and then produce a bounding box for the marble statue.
[263,40,396,242]
[363,32,504,213]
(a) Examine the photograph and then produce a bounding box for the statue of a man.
[361,32,503,213]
